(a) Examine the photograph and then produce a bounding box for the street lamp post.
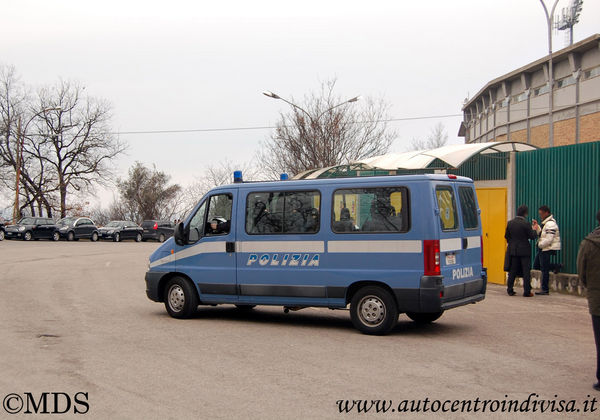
[262,90,361,173]
[262,91,360,124]
[12,107,61,223]
[539,0,560,147]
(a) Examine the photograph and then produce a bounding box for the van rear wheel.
[406,311,444,324]
[350,286,398,335]
[164,277,198,319]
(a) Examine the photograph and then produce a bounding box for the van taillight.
[153,222,158,230]
[424,240,441,276]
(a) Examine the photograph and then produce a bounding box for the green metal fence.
[516,142,600,274]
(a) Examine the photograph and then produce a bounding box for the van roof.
[211,173,474,192]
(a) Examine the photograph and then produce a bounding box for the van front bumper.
[145,271,164,302]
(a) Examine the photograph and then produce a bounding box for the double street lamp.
[12,107,61,223]
[262,90,360,123]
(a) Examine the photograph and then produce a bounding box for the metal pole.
[12,117,23,223]
[539,0,560,147]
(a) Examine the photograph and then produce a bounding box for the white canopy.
[357,142,537,170]
[293,142,537,179]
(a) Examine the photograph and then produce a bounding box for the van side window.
[206,194,233,235]
[458,187,479,230]
[332,187,409,233]
[436,186,458,231]
[246,190,320,234]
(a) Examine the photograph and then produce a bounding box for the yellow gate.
[476,188,507,285]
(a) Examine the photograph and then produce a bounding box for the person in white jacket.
[532,205,561,295]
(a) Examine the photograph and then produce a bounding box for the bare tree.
[116,162,182,223]
[32,80,126,217]
[409,122,449,151]
[259,79,396,177]
[1,68,124,220]
[182,159,263,216]
[0,65,32,218]
[89,200,128,226]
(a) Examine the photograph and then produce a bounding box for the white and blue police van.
[145,172,486,335]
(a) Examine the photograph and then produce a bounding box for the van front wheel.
[406,311,444,324]
[164,277,198,319]
[350,286,398,335]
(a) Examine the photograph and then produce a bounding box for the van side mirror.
[174,222,187,246]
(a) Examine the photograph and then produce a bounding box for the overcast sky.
[1,0,599,209]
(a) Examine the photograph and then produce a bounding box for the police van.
[145,173,486,335]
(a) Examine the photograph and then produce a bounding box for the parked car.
[56,217,99,241]
[0,219,5,241]
[141,220,174,242]
[99,220,143,242]
[4,217,57,241]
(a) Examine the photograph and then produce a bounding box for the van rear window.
[246,190,320,234]
[436,186,458,231]
[458,187,479,230]
[332,187,409,233]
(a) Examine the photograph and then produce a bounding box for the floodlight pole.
[539,0,560,147]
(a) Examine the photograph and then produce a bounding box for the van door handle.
[226,242,236,253]
[462,238,468,249]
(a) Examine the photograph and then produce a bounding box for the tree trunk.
[60,184,67,218]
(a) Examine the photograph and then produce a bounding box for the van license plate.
[445,253,456,265]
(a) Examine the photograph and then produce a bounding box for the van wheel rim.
[168,285,185,312]
[358,295,386,327]
[24,232,32,241]
[53,232,59,241]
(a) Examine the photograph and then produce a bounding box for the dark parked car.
[4,217,57,241]
[141,220,174,242]
[0,219,5,241]
[56,217,99,241]
[99,220,143,242]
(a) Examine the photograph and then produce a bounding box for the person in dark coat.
[505,205,537,297]
[576,209,600,392]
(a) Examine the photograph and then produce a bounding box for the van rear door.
[456,184,483,280]
[435,184,464,286]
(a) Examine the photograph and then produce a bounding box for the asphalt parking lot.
[0,241,598,419]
